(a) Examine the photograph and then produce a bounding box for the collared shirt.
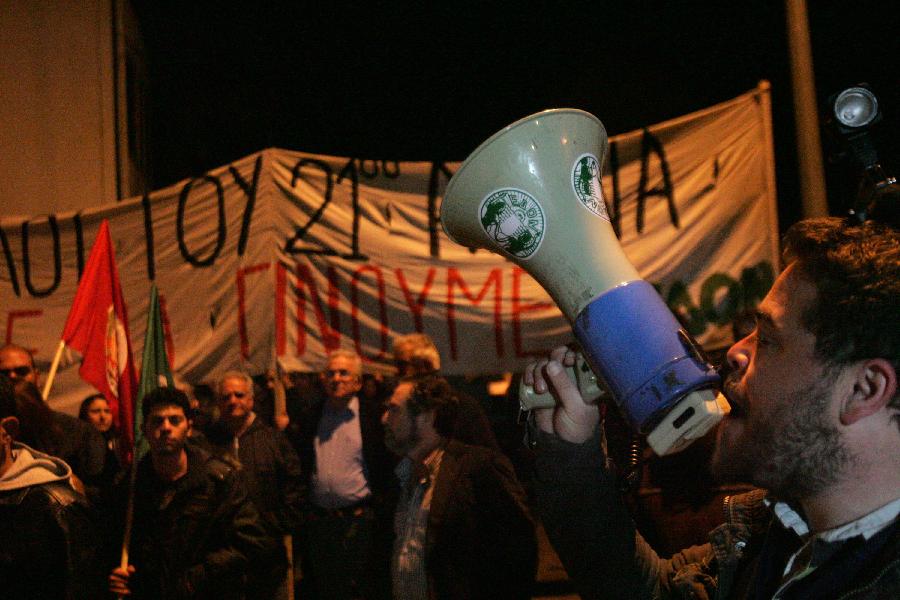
[311,396,371,509]
[391,447,445,600]
[230,412,257,459]
[771,496,900,599]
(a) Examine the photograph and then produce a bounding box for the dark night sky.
[133,1,900,231]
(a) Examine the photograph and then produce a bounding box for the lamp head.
[833,86,880,130]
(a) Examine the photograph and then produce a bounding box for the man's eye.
[754,330,772,347]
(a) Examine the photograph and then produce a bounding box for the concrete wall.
[0,1,142,217]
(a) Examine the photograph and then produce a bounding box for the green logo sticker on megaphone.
[479,189,545,259]
[572,153,609,220]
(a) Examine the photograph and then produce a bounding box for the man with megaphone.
[524,217,900,599]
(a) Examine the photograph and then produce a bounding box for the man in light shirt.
[295,349,394,599]
[525,216,900,599]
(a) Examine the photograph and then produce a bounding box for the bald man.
[0,345,106,492]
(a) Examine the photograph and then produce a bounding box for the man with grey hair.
[208,370,304,600]
[392,333,499,450]
[295,349,394,599]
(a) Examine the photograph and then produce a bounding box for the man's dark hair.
[403,375,458,438]
[141,387,191,419]
[783,217,899,403]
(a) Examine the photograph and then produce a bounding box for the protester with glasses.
[293,349,395,599]
[1,345,107,496]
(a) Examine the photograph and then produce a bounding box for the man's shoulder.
[244,416,279,439]
[13,479,89,512]
[178,444,238,487]
[444,439,495,461]
[49,410,80,432]
[187,444,239,482]
[358,394,385,418]
[441,440,510,478]
[242,417,296,456]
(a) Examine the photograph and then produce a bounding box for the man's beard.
[385,418,419,457]
[153,437,185,456]
[711,371,854,501]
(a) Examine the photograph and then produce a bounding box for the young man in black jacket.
[108,387,273,599]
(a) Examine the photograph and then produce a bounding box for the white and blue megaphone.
[440,109,728,455]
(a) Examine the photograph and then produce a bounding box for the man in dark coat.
[108,387,272,599]
[382,375,537,599]
[207,370,304,600]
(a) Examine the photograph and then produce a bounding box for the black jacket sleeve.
[533,426,651,600]
[179,461,276,599]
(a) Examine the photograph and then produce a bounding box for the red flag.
[61,220,138,460]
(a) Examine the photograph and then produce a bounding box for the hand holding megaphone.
[523,346,601,445]
[518,348,607,411]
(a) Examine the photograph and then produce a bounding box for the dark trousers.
[300,505,385,600]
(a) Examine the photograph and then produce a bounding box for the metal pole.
[785,0,829,217]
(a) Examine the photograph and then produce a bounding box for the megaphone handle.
[518,354,605,411]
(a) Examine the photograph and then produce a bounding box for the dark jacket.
[119,444,274,600]
[0,476,104,599]
[533,426,900,600]
[424,440,538,600]
[450,389,500,450]
[207,415,305,534]
[51,410,107,485]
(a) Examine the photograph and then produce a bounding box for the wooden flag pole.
[41,340,66,401]
[117,454,139,598]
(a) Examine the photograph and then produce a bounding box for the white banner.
[1,86,780,413]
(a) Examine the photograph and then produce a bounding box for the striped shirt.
[391,448,445,600]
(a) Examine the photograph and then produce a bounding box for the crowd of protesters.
[2,215,896,600]
[0,336,537,600]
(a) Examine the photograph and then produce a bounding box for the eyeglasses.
[0,366,33,378]
[221,391,248,399]
[325,369,355,379]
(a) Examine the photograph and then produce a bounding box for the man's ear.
[0,416,20,441]
[840,359,898,426]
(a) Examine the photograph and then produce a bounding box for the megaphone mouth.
[441,108,604,244]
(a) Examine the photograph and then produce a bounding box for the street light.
[826,83,897,222]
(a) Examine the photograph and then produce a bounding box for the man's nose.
[725,336,751,375]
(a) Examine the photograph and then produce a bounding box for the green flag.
[135,284,174,457]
